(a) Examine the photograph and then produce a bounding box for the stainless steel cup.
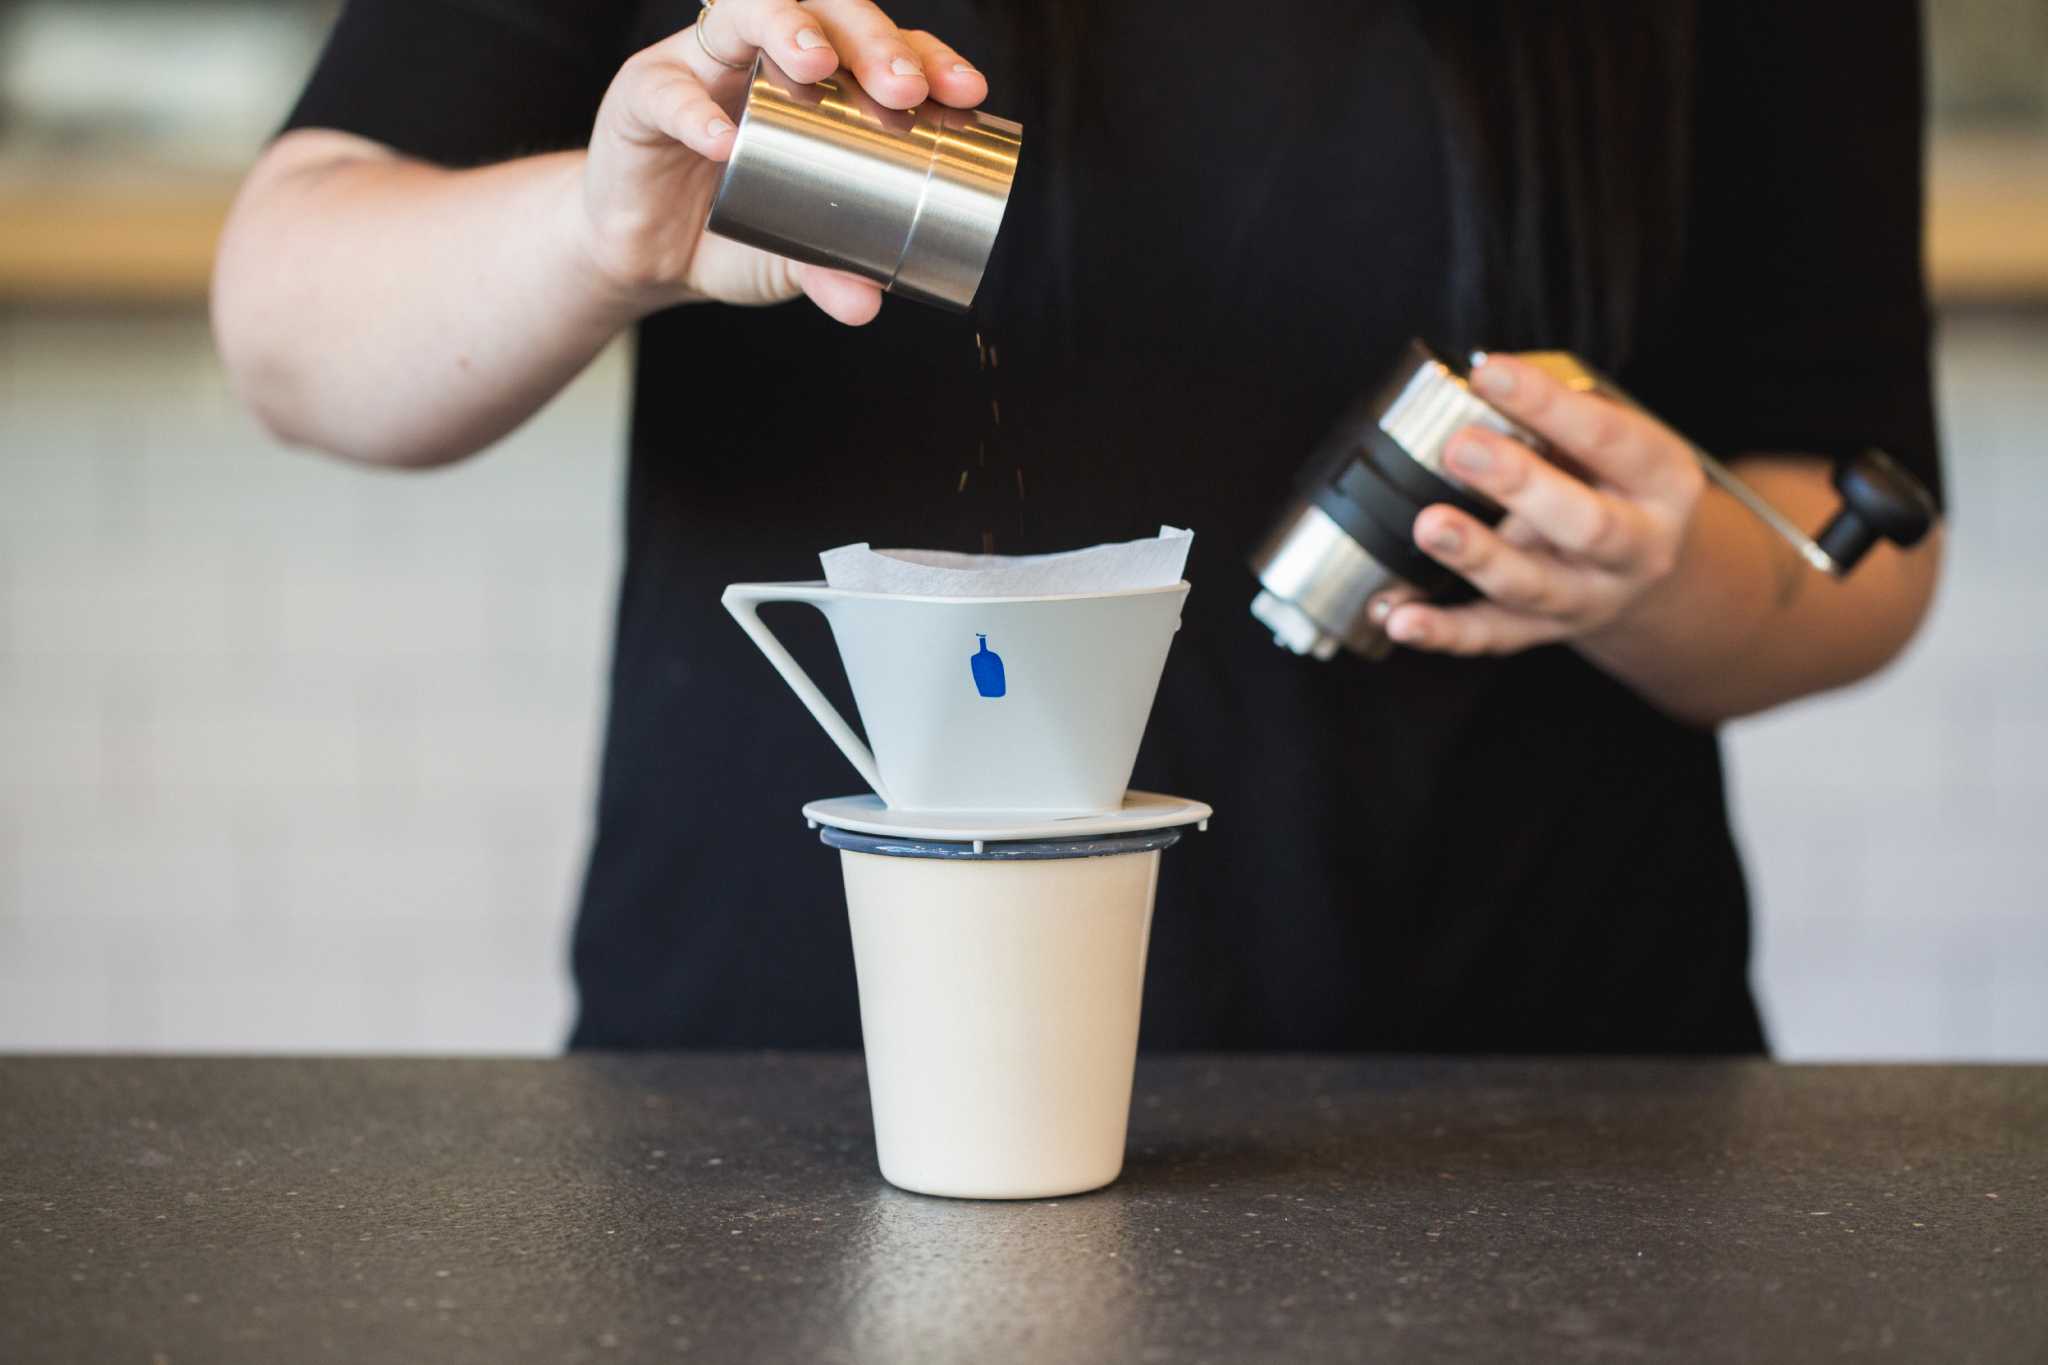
[704,55,1024,312]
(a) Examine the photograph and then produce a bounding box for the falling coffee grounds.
[954,321,1026,554]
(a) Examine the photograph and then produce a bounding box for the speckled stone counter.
[2,1056,2043,1363]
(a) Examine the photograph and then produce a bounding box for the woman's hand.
[577,0,987,325]
[214,0,982,464]
[1377,352,1708,657]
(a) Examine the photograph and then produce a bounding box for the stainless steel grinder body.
[704,55,1024,312]
[1250,341,1530,661]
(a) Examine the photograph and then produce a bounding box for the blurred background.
[1,1,2044,1057]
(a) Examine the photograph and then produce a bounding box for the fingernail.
[1388,612,1428,645]
[1447,438,1492,476]
[1369,596,1395,624]
[1472,359,1515,399]
[891,57,924,77]
[1429,524,1464,555]
[795,29,828,50]
[952,62,978,75]
[707,117,733,137]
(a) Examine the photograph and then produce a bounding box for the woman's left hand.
[1377,351,1707,656]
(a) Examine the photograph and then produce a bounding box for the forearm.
[212,133,651,467]
[1577,456,1944,725]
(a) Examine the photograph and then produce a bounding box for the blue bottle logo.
[970,634,1006,698]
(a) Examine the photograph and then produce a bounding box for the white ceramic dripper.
[722,582,1187,815]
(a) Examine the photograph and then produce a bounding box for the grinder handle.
[1510,350,1939,578]
[1813,448,1940,574]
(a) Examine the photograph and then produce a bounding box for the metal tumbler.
[704,55,1024,312]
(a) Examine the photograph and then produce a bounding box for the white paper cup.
[826,828,1180,1199]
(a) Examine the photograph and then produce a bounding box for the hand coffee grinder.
[1249,339,1940,661]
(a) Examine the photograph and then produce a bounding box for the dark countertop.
[2,1056,2043,1364]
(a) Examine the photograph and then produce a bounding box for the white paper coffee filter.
[820,526,1192,597]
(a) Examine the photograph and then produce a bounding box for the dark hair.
[975,2,1696,371]
[1414,3,1696,367]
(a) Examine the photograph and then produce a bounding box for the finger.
[796,263,884,325]
[675,0,839,86]
[1412,504,1598,620]
[1467,352,1694,503]
[1497,514,1548,552]
[807,0,930,108]
[1383,600,1572,658]
[900,29,987,108]
[619,60,739,156]
[1364,582,1426,633]
[1441,425,1652,571]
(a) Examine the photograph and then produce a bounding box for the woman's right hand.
[577,0,988,325]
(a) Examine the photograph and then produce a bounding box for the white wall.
[1728,314,2048,1059]
[0,312,626,1051]
[1,310,2042,1057]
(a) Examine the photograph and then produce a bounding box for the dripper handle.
[721,583,889,802]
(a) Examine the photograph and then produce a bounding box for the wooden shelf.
[0,133,2044,307]
[1925,132,2048,303]
[0,163,237,303]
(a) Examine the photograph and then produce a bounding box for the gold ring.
[694,0,750,71]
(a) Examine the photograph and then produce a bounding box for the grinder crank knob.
[1813,449,1939,575]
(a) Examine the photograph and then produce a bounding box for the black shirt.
[286,0,1940,1053]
